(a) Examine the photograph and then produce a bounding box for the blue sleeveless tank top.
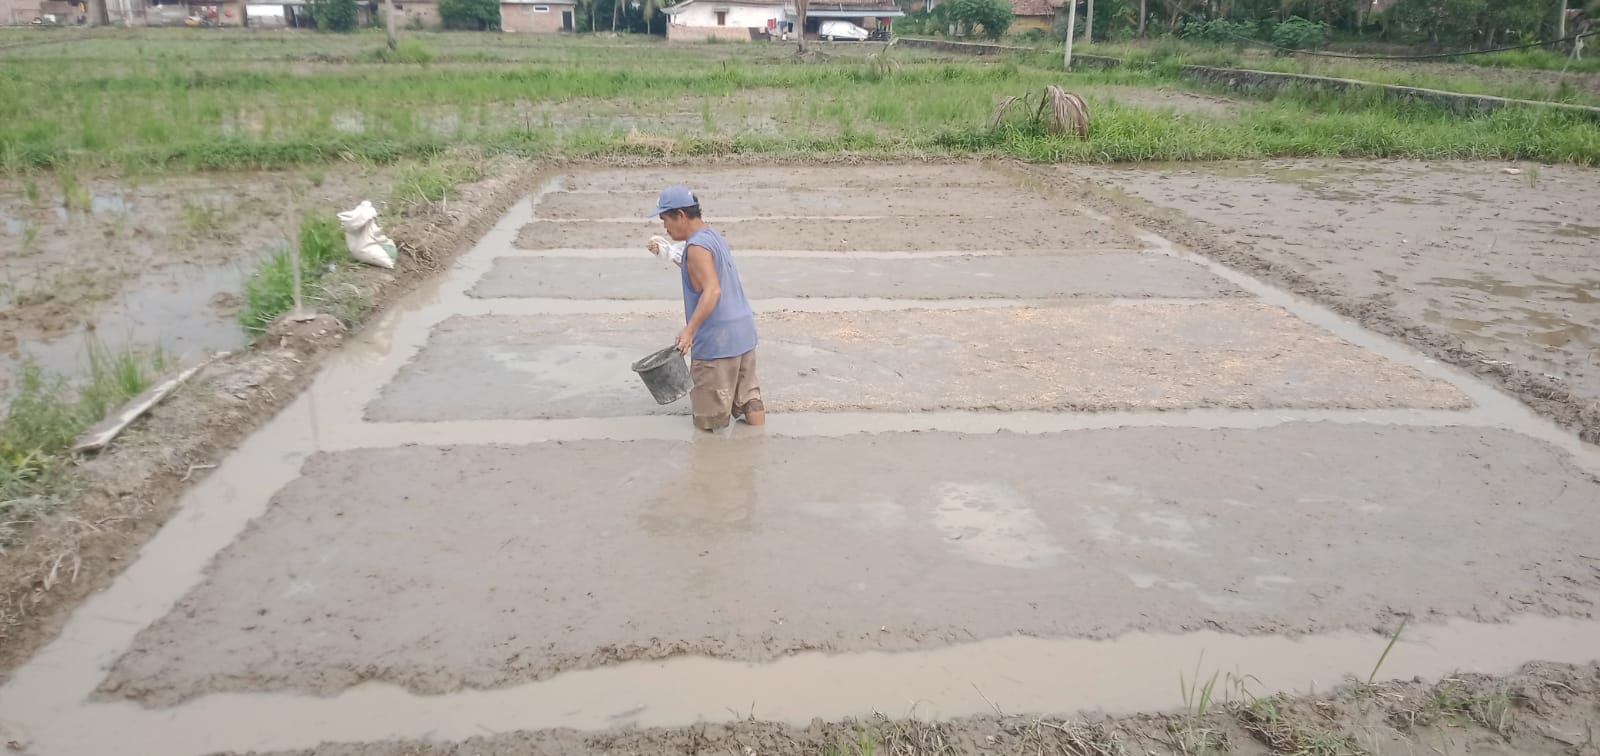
[682,227,758,360]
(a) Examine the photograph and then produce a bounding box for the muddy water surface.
[0,168,398,399]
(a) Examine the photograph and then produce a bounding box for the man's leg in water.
[733,349,764,426]
[690,357,737,431]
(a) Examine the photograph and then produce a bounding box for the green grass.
[1233,693,1362,756]
[1416,680,1519,735]
[18,222,39,256]
[239,215,346,334]
[0,346,167,548]
[182,196,230,239]
[1468,47,1600,75]
[362,38,437,64]
[1068,38,1600,106]
[390,156,485,205]
[1,32,1596,173]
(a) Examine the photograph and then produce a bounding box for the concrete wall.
[500,0,569,32]
[895,36,1030,54]
[211,0,247,26]
[2,0,45,24]
[1179,65,1600,123]
[390,0,441,28]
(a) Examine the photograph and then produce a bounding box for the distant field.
[2,28,1598,173]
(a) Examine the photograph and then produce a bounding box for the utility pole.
[386,0,397,49]
[1557,0,1567,41]
[1063,0,1076,69]
[1083,0,1092,43]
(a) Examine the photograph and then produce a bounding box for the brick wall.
[1,0,44,24]
[392,1,442,29]
[501,2,570,32]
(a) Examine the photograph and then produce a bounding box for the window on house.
[715,10,727,25]
[533,4,549,10]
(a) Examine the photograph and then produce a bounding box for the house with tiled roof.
[1010,0,1055,31]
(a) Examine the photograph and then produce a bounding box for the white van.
[819,20,871,41]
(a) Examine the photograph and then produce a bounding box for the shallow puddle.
[0,167,395,398]
[7,616,1600,756]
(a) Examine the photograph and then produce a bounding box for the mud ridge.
[1015,163,1600,444]
[0,159,542,681]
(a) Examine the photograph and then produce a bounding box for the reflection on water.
[638,432,764,536]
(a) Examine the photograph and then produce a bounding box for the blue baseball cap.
[648,185,698,217]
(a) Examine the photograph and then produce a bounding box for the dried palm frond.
[1038,85,1091,137]
[625,129,678,154]
[866,49,902,77]
[990,87,1092,136]
[990,94,1031,129]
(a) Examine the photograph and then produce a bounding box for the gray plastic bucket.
[632,345,692,405]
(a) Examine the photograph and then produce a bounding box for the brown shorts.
[690,350,763,430]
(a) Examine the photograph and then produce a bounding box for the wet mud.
[367,305,1468,422]
[7,161,1599,756]
[556,164,1019,193]
[517,214,1143,251]
[99,424,1600,704]
[470,254,1244,300]
[0,168,397,396]
[534,186,1078,220]
[0,162,540,683]
[1065,160,1600,441]
[227,661,1600,756]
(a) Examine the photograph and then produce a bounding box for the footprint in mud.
[930,482,1067,569]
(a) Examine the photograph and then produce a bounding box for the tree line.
[306,0,670,33]
[1051,0,1595,49]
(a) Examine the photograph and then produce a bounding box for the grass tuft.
[182,196,231,240]
[363,38,436,64]
[390,157,485,206]
[239,215,345,334]
[1233,693,1362,756]
[0,347,167,549]
[1391,677,1521,736]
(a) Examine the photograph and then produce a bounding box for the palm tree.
[642,0,666,35]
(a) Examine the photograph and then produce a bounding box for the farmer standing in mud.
[649,186,765,431]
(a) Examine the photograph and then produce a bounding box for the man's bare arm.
[677,245,720,353]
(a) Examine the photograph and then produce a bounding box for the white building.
[662,0,788,41]
[662,0,899,41]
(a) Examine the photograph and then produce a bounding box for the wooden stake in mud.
[290,225,317,322]
[290,234,305,316]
